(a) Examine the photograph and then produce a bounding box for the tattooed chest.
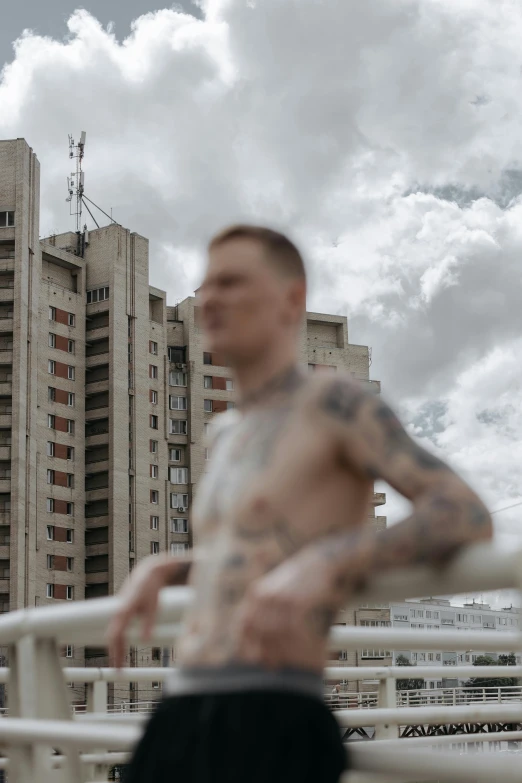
[194,408,291,525]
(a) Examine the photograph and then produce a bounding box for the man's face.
[198,237,303,364]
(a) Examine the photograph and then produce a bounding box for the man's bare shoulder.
[301,370,373,421]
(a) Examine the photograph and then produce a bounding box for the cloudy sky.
[1,0,521,603]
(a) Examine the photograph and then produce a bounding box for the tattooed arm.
[236,378,492,671]
[316,377,492,583]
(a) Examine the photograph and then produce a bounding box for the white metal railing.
[0,541,518,782]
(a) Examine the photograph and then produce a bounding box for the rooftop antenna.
[66,132,86,233]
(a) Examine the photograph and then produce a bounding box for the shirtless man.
[109,225,492,783]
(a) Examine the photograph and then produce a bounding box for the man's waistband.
[164,663,324,701]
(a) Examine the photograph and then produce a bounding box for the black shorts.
[124,690,348,783]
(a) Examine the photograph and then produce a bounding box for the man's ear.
[285,278,307,325]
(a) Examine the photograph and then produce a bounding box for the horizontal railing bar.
[0,751,131,770]
[0,718,139,749]
[355,542,521,602]
[350,743,522,783]
[335,702,522,727]
[76,713,147,724]
[325,664,522,679]
[329,626,521,651]
[0,543,518,644]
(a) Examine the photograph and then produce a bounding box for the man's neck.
[234,356,304,410]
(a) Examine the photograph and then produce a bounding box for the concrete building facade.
[0,137,385,704]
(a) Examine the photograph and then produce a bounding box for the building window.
[48,360,56,375]
[67,339,75,354]
[46,524,54,540]
[169,420,187,435]
[67,420,74,434]
[150,440,158,453]
[226,378,234,391]
[46,499,55,513]
[150,490,159,504]
[150,465,158,479]
[86,286,109,304]
[49,333,56,348]
[152,681,161,689]
[150,515,159,530]
[0,211,15,227]
[170,542,189,554]
[66,557,73,572]
[168,346,186,363]
[47,441,55,457]
[203,352,212,365]
[226,401,235,410]
[67,474,74,488]
[48,387,55,402]
[203,376,212,389]
[67,366,75,381]
[67,446,74,461]
[204,399,212,413]
[204,448,210,461]
[169,448,182,462]
[66,529,74,543]
[170,493,188,510]
[171,518,188,533]
[152,647,161,661]
[170,395,187,411]
[68,393,74,407]
[204,423,209,435]
[170,467,188,484]
[66,586,74,600]
[150,415,158,429]
[169,371,187,387]
[151,541,160,555]
[47,554,54,569]
[65,645,74,658]
[150,341,158,355]
[150,390,158,405]
[66,502,74,516]
[49,306,56,322]
[68,313,75,327]
[149,365,158,380]
[47,414,55,429]
[46,584,54,598]
[47,469,54,484]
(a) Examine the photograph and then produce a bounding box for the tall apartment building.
[0,137,385,704]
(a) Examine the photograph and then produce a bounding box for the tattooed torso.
[177,369,373,666]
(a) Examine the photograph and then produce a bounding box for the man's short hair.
[208,224,306,281]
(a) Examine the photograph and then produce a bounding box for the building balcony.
[0,415,11,428]
[85,433,109,448]
[0,383,12,396]
[0,319,13,332]
[0,512,10,524]
[85,571,109,585]
[358,379,381,394]
[0,446,11,461]
[0,578,9,592]
[85,487,109,503]
[0,545,9,559]
[85,380,109,396]
[85,514,109,528]
[85,542,109,558]
[85,325,109,341]
[0,289,14,303]
[85,407,109,422]
[0,351,13,363]
[372,492,386,507]
[0,260,14,273]
[0,479,10,493]
[86,352,110,369]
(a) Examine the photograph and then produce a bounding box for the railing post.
[85,674,110,781]
[374,677,398,740]
[8,635,82,783]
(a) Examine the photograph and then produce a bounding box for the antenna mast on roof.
[66,132,86,233]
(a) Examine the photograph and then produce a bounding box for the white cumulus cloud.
[1,0,521,602]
